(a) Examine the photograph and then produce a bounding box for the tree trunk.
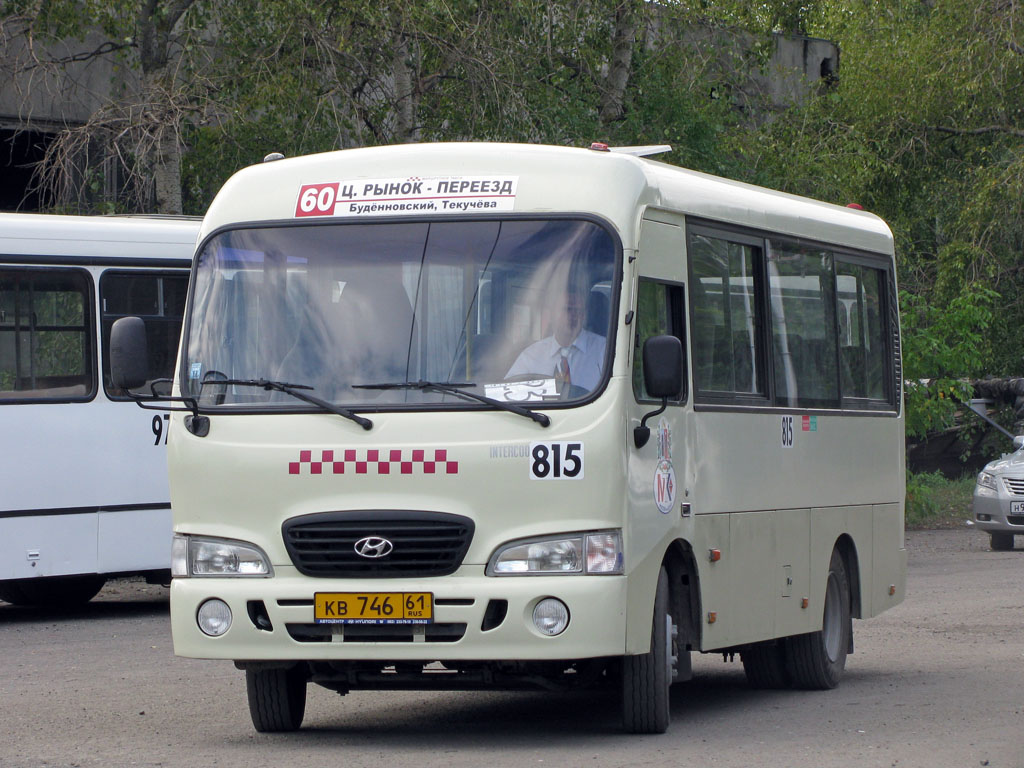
[599,1,639,125]
[393,31,420,143]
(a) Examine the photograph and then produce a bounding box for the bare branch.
[928,124,1024,138]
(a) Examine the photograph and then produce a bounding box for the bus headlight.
[172,534,273,577]
[488,530,623,575]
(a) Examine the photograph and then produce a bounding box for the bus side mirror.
[1014,435,1024,451]
[110,316,149,391]
[634,335,683,448]
[643,335,683,399]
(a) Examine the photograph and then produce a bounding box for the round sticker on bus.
[654,459,676,514]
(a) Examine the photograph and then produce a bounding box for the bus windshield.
[182,218,618,409]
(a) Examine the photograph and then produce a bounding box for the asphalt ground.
[0,527,1021,768]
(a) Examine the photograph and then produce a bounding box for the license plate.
[314,592,433,624]
[1012,501,1024,514]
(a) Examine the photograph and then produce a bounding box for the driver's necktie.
[556,346,572,392]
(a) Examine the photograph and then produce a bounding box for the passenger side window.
[767,242,839,408]
[0,268,94,401]
[632,280,686,402]
[836,261,888,402]
[688,232,764,398]
[101,271,189,398]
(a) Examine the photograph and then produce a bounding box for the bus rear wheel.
[741,640,790,688]
[786,548,851,689]
[0,575,106,607]
[245,666,307,732]
[621,566,672,734]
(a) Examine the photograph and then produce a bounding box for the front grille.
[282,510,474,578]
[1003,477,1024,496]
[1007,516,1024,526]
[286,622,467,643]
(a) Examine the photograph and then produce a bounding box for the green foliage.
[905,471,975,529]
[900,285,998,437]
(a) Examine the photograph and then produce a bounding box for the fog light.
[977,514,992,522]
[532,598,569,636]
[197,598,232,636]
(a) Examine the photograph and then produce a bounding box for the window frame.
[0,266,97,405]
[632,277,689,405]
[686,218,899,414]
[99,268,191,401]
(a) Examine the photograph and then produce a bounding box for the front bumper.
[171,565,628,662]
[971,486,1024,534]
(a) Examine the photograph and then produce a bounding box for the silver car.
[972,436,1024,551]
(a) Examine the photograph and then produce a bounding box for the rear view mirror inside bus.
[642,335,683,399]
[110,316,149,391]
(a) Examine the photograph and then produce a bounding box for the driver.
[506,284,606,393]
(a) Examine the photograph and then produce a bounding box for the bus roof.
[0,213,201,260]
[201,142,894,256]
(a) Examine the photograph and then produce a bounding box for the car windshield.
[182,218,618,409]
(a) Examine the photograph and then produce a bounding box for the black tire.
[741,641,790,689]
[786,548,852,690]
[245,666,307,732]
[0,575,106,607]
[622,567,671,734]
[990,532,1014,551]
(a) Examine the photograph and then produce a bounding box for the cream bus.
[1,213,198,606]
[111,142,906,734]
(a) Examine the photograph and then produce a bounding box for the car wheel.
[246,666,307,732]
[621,566,672,734]
[990,532,1014,551]
[786,548,852,690]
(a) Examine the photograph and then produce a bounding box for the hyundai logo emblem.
[354,536,394,559]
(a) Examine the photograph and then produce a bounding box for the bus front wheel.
[245,665,307,732]
[786,548,851,689]
[621,566,672,734]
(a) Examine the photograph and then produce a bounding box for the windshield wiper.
[203,378,372,430]
[354,380,550,427]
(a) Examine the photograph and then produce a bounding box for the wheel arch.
[663,538,702,652]
[833,533,863,619]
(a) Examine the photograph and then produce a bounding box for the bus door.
[626,212,690,637]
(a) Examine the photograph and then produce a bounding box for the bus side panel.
[810,505,873,626]
[0,514,98,579]
[97,506,173,573]
[727,510,775,644]
[773,507,813,637]
[870,502,906,616]
[691,512,731,650]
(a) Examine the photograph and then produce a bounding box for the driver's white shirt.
[506,329,606,392]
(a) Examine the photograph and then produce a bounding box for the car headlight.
[172,534,273,577]
[488,531,623,576]
[976,471,998,491]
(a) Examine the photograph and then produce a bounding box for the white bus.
[0,213,199,606]
[111,142,905,734]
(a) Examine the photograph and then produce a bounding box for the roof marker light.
[589,142,610,152]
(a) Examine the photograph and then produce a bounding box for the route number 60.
[295,183,339,217]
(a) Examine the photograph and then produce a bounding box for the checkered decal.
[289,449,458,475]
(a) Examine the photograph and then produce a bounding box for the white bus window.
[0,268,94,401]
[632,280,686,402]
[836,261,887,402]
[101,271,190,398]
[689,234,762,397]
[768,242,839,409]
